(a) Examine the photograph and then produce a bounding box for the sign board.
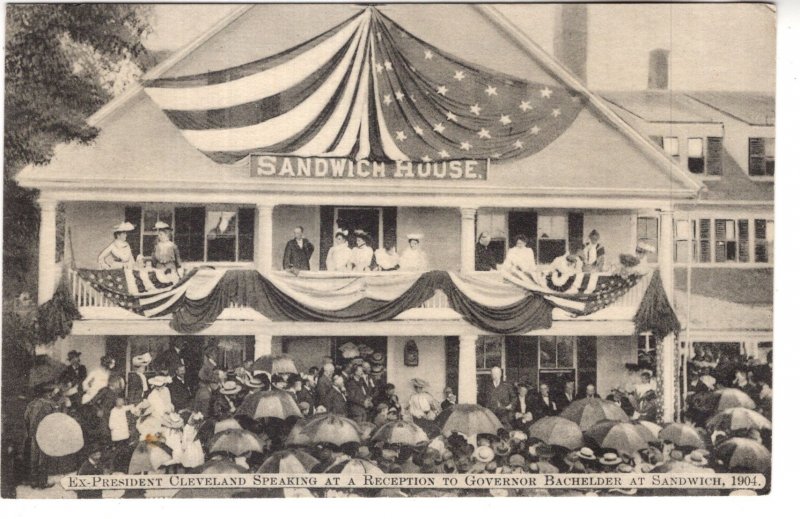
[250,155,488,181]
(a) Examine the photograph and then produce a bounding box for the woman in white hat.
[501,234,537,274]
[151,221,181,273]
[399,233,429,271]
[146,375,174,423]
[325,229,353,272]
[97,222,136,269]
[349,230,374,272]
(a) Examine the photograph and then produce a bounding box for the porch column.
[255,204,274,275]
[458,335,478,404]
[254,335,273,359]
[38,197,58,304]
[460,207,477,273]
[658,208,677,422]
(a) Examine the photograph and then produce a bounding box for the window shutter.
[706,137,723,176]
[124,206,142,259]
[714,220,727,262]
[698,219,711,263]
[318,206,335,270]
[568,212,584,254]
[383,206,398,251]
[237,208,255,261]
[749,138,765,176]
[174,207,205,262]
[737,220,749,262]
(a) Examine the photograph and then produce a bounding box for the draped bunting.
[143,8,584,164]
[73,268,676,337]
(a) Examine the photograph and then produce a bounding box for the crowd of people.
[16,339,771,498]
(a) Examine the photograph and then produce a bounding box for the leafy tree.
[4,4,154,298]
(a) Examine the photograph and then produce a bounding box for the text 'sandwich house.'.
[18,4,701,418]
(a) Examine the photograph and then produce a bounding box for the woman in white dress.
[81,355,116,404]
[160,412,184,470]
[180,412,206,471]
[146,375,174,424]
[97,222,136,270]
[325,229,353,272]
[399,233,429,271]
[375,242,400,271]
[502,234,537,273]
[349,231,374,272]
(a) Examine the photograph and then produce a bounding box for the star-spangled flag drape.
[143,7,585,164]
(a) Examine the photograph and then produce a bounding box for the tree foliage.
[4,4,153,298]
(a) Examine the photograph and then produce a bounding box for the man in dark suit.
[325,375,348,415]
[346,366,372,422]
[127,352,152,404]
[169,365,193,412]
[60,350,87,408]
[152,342,185,376]
[530,382,559,421]
[578,383,599,399]
[75,451,104,499]
[282,226,315,271]
[554,380,577,410]
[485,367,515,426]
[315,362,334,408]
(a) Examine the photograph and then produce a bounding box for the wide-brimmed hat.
[617,463,634,473]
[154,221,172,231]
[599,452,622,466]
[113,221,135,233]
[161,412,184,429]
[578,447,596,461]
[132,352,152,367]
[358,344,374,357]
[684,450,709,466]
[370,352,385,364]
[407,233,424,242]
[67,350,82,360]
[635,240,656,254]
[508,454,527,468]
[219,380,242,395]
[339,342,360,359]
[410,378,429,389]
[371,364,385,375]
[148,375,172,387]
[473,445,495,464]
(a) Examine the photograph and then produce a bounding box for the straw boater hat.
[370,352,385,364]
[219,380,242,395]
[162,412,184,429]
[473,445,495,464]
[599,452,622,466]
[113,222,135,234]
[154,221,172,231]
[684,450,709,467]
[577,447,596,461]
[148,375,172,387]
[132,352,152,367]
[636,240,656,254]
[410,378,429,389]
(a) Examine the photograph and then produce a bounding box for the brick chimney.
[648,49,670,90]
[553,4,588,84]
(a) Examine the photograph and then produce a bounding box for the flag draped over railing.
[143,8,584,164]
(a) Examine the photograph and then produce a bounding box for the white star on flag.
[384,61,393,71]
[395,131,407,142]
[491,152,502,159]
[478,128,491,139]
[552,108,561,117]
[433,122,445,133]
[438,149,450,158]
[421,155,431,162]
[395,91,405,101]
[460,141,473,151]
[383,94,393,106]
[469,103,482,115]
[499,114,511,125]
[437,85,449,96]
[446,111,458,121]
[376,63,384,74]
[454,70,465,81]
[413,126,425,135]
[485,85,498,96]
[424,49,433,60]
[519,100,532,112]
[540,87,553,98]
[513,140,524,149]
[530,125,541,135]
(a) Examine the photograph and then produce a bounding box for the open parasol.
[35,412,84,457]
[236,390,302,420]
[357,421,378,442]
[658,423,706,449]
[252,354,300,374]
[207,429,265,456]
[560,398,630,431]
[527,416,584,450]
[324,457,384,476]
[707,407,771,432]
[288,414,362,446]
[199,458,250,474]
[715,438,771,474]
[434,404,502,437]
[584,420,652,456]
[128,439,173,474]
[632,420,662,441]
[257,449,319,474]
[714,388,756,413]
[213,417,243,434]
[372,420,429,446]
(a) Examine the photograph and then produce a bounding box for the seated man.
[549,246,584,276]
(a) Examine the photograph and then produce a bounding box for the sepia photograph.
[1,1,778,500]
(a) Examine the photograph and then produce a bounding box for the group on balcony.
[97,220,182,274]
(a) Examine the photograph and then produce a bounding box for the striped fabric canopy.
[144,8,584,164]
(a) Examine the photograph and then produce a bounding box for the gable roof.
[17,3,701,199]
[686,91,775,126]
[600,91,720,124]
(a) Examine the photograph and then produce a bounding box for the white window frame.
[333,206,384,250]
[674,215,774,267]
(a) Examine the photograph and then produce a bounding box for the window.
[537,214,568,264]
[697,218,712,263]
[749,137,775,177]
[713,219,749,263]
[126,205,255,263]
[754,219,774,263]
[663,136,680,159]
[674,219,693,263]
[539,336,575,369]
[476,336,504,371]
[687,138,705,173]
[636,217,658,262]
